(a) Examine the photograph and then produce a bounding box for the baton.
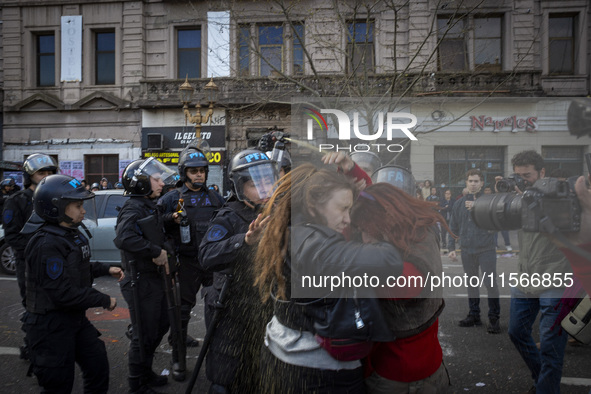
[128,260,145,362]
[161,265,186,381]
[185,274,233,394]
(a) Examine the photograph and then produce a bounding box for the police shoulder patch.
[206,224,229,242]
[46,257,64,280]
[3,209,13,224]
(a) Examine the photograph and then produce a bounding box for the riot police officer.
[23,174,122,393]
[199,149,278,393]
[0,178,16,224]
[115,157,178,394]
[158,147,224,380]
[2,153,58,304]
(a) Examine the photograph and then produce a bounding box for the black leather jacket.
[275,221,403,341]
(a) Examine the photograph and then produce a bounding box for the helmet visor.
[372,166,416,196]
[234,163,278,202]
[81,198,98,227]
[24,154,59,175]
[350,152,382,175]
[142,157,179,186]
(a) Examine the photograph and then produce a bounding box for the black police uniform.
[199,200,272,393]
[158,185,224,336]
[3,187,34,302]
[0,191,12,224]
[24,222,112,393]
[115,196,170,391]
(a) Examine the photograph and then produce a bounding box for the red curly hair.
[351,183,455,257]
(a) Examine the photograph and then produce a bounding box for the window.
[549,15,575,75]
[542,146,584,177]
[238,25,251,77]
[259,24,283,77]
[434,147,504,194]
[96,31,115,85]
[36,34,55,86]
[437,17,467,71]
[474,16,502,72]
[104,195,129,218]
[238,22,304,77]
[293,24,304,75]
[177,28,201,78]
[85,155,119,186]
[347,21,374,74]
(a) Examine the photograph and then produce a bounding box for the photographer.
[498,150,571,394]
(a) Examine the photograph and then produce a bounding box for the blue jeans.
[460,249,500,319]
[494,231,511,247]
[508,288,567,394]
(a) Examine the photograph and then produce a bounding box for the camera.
[496,173,528,193]
[471,177,581,233]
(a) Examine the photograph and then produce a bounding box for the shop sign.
[142,150,225,165]
[141,126,225,149]
[470,115,538,133]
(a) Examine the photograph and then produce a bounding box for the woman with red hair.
[351,182,454,393]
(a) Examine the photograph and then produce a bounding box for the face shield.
[234,162,278,202]
[350,152,382,175]
[372,166,416,196]
[141,157,179,186]
[82,198,98,227]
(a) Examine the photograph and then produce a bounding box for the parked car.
[0,226,16,275]
[83,189,129,266]
[0,189,129,275]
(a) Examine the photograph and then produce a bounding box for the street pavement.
[0,251,590,393]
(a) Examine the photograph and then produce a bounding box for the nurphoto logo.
[302,104,418,153]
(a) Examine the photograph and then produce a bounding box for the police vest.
[25,224,91,314]
[178,188,223,255]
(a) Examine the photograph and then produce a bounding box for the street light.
[179,76,219,139]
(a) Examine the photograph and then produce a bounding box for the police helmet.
[122,157,178,197]
[1,178,16,189]
[350,152,382,175]
[22,153,59,187]
[34,175,94,224]
[178,148,209,186]
[371,165,416,196]
[90,183,100,190]
[228,149,278,202]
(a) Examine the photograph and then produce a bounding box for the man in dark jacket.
[448,169,500,333]
[23,175,122,393]
[199,149,278,394]
[158,146,224,380]
[115,157,178,394]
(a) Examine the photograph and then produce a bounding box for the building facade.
[0,0,589,191]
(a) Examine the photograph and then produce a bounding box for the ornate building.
[0,0,589,191]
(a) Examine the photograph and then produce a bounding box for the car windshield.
[104,195,128,218]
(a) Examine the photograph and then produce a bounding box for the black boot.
[145,371,168,387]
[171,341,186,382]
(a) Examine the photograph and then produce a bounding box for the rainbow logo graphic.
[304,108,328,131]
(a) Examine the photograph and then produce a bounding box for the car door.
[92,193,128,264]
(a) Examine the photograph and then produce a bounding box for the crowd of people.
[1,142,590,394]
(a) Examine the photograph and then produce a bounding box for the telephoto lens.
[471,192,523,231]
